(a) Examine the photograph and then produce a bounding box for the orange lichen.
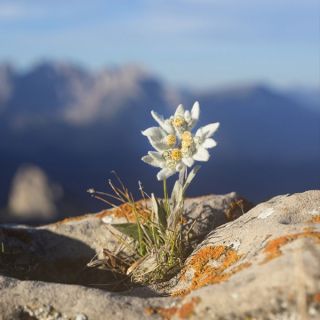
[145,305,177,320]
[97,200,150,222]
[173,245,251,296]
[310,215,320,223]
[145,297,200,320]
[261,230,320,264]
[313,293,320,304]
[177,297,201,318]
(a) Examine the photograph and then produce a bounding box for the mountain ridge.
[0,61,319,221]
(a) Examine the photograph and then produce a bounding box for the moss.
[173,245,250,296]
[261,230,320,264]
[145,297,200,319]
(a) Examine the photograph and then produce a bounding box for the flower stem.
[163,178,169,216]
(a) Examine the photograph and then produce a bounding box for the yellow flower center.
[182,140,191,148]
[181,131,192,141]
[166,134,176,147]
[181,131,193,147]
[170,148,182,161]
[172,116,185,128]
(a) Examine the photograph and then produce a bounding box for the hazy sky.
[0,0,319,88]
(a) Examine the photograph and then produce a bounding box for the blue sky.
[0,0,319,88]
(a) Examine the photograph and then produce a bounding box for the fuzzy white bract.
[142,102,220,180]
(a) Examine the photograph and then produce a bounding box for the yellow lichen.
[261,230,320,264]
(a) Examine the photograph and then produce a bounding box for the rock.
[0,190,319,319]
[0,192,246,287]
[7,164,63,221]
[0,275,160,320]
[168,190,320,319]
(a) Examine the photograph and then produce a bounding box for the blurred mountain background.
[0,61,319,224]
[0,0,319,224]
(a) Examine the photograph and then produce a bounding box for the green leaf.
[171,180,183,209]
[151,193,167,229]
[157,199,168,228]
[111,223,140,241]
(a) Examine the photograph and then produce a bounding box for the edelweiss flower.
[151,102,200,135]
[142,102,219,180]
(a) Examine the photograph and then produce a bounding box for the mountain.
[0,62,319,223]
[285,86,320,113]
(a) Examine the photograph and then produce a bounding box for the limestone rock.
[169,190,320,319]
[8,164,62,220]
[0,192,244,288]
[0,191,319,319]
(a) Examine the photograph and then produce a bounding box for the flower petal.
[151,111,175,134]
[157,168,176,181]
[142,126,166,140]
[182,157,195,167]
[141,155,163,168]
[174,104,185,117]
[196,122,220,139]
[184,110,191,122]
[191,101,200,121]
[202,138,217,149]
[148,138,168,152]
[193,146,210,161]
[162,120,175,134]
[148,151,163,161]
[151,110,165,126]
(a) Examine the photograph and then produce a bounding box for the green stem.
[163,178,169,216]
[163,178,167,199]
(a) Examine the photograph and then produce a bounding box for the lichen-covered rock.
[0,190,319,319]
[167,190,320,318]
[0,192,245,287]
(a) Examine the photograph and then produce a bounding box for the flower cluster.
[142,102,220,180]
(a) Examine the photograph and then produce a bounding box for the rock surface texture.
[0,190,319,320]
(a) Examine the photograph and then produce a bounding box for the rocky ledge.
[0,191,319,320]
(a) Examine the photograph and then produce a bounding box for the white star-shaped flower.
[141,102,219,180]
